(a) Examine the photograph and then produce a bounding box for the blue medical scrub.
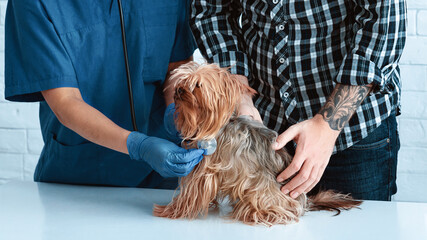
[4,0,197,187]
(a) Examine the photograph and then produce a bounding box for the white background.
[1,0,426,202]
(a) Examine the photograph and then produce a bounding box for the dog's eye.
[176,88,184,95]
[196,83,201,88]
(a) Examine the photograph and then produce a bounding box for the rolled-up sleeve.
[190,0,250,77]
[5,0,77,102]
[334,0,407,91]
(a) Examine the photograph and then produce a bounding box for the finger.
[272,125,299,150]
[306,161,329,193]
[253,111,263,123]
[280,161,313,195]
[183,155,204,176]
[305,167,322,193]
[172,154,204,176]
[188,154,204,169]
[276,147,305,182]
[172,148,205,164]
[289,166,317,198]
[247,107,263,123]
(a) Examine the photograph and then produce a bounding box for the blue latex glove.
[164,103,217,156]
[164,103,180,141]
[127,131,205,178]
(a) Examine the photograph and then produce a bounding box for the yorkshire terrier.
[154,62,361,226]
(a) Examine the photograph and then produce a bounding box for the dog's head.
[169,62,255,145]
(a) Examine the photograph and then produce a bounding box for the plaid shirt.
[191,0,406,153]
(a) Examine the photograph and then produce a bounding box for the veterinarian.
[4,0,205,188]
[192,0,405,200]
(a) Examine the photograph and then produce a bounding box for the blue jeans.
[288,114,400,201]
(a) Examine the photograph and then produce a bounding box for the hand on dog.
[237,94,263,123]
[233,75,263,123]
[273,114,340,198]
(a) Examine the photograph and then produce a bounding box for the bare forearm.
[60,99,130,154]
[234,74,253,105]
[42,88,131,154]
[318,83,372,131]
[233,74,262,122]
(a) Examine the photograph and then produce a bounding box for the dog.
[154,62,361,226]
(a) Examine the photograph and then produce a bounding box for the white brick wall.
[1,0,427,202]
[0,0,43,185]
[395,1,427,202]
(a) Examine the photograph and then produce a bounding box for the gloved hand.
[164,103,217,156]
[127,131,205,178]
[163,103,180,140]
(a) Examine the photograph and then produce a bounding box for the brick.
[0,102,40,129]
[417,11,427,35]
[400,37,427,65]
[23,154,38,181]
[0,153,23,181]
[0,1,6,25]
[407,0,427,10]
[400,65,427,92]
[0,50,4,76]
[0,128,26,153]
[398,147,427,174]
[0,80,5,102]
[393,173,427,202]
[27,129,43,154]
[398,119,427,148]
[407,10,417,36]
[0,25,4,52]
[400,92,427,118]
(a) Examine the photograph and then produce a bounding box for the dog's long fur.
[154,62,361,226]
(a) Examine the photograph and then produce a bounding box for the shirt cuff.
[211,51,250,78]
[334,53,385,91]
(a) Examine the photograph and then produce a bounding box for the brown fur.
[154,62,361,226]
[169,62,255,143]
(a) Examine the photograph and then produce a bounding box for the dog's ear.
[153,158,220,219]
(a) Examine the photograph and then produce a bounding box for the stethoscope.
[117,0,217,154]
[117,0,138,131]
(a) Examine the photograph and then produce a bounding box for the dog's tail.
[308,190,362,215]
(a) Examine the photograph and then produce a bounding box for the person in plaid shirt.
[191,0,406,200]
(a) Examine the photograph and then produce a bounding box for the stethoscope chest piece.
[197,138,217,156]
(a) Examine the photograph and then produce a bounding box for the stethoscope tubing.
[118,0,138,131]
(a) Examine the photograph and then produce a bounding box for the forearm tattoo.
[318,84,371,131]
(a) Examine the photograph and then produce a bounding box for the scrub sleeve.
[5,0,78,102]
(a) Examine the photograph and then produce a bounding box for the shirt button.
[278,25,285,31]
[283,92,290,98]
[279,58,285,64]
[272,0,279,4]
